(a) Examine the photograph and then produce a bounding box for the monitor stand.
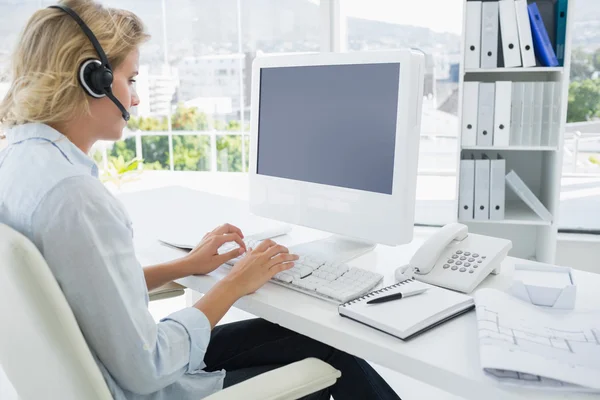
[288,235,376,264]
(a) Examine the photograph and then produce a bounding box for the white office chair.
[148,281,186,301]
[0,223,341,400]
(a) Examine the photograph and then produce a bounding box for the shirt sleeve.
[31,176,212,395]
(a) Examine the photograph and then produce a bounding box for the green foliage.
[140,136,170,170]
[100,155,142,190]
[570,47,595,81]
[593,48,600,73]
[172,104,209,131]
[217,135,242,172]
[173,135,211,171]
[111,139,135,162]
[567,79,600,122]
[590,155,600,165]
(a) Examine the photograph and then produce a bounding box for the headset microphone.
[48,5,130,121]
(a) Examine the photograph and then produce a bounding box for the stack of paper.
[475,289,600,393]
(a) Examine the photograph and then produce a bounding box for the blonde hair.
[0,0,149,133]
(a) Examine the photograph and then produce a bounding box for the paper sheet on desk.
[474,289,600,393]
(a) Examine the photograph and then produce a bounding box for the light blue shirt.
[0,123,225,399]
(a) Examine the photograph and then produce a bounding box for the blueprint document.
[474,289,600,393]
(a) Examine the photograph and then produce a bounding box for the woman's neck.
[48,119,96,154]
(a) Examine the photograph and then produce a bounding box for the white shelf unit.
[464,66,564,73]
[456,0,575,263]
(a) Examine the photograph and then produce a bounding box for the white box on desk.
[511,263,577,309]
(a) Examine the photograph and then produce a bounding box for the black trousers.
[203,318,401,399]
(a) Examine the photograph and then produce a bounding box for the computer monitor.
[249,50,425,261]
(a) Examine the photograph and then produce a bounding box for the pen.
[366,287,428,304]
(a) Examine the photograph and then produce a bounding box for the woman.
[0,1,401,399]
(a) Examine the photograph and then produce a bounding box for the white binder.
[506,170,552,222]
[474,155,491,220]
[477,83,495,146]
[493,81,511,146]
[498,0,522,68]
[462,82,479,146]
[541,82,555,146]
[458,156,476,221]
[515,0,537,68]
[550,82,561,147]
[481,1,499,69]
[521,82,535,146]
[510,82,524,146]
[531,82,545,146]
[465,1,483,69]
[489,155,506,220]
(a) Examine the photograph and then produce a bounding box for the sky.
[341,0,464,35]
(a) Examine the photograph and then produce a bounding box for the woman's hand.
[224,239,298,296]
[183,223,247,275]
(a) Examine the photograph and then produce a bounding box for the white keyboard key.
[287,269,302,281]
[302,258,323,269]
[273,272,294,283]
[295,265,314,277]
[296,276,327,291]
[325,272,337,281]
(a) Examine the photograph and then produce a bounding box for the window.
[0,1,42,96]
[345,0,463,225]
[559,0,600,232]
[100,0,320,174]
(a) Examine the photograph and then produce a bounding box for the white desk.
[120,186,600,400]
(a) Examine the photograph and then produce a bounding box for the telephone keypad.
[446,250,487,274]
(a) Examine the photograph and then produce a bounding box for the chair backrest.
[0,224,113,400]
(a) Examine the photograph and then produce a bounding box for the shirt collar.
[6,123,99,178]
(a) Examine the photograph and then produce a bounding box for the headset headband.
[48,5,112,70]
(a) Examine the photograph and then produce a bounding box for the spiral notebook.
[338,279,475,340]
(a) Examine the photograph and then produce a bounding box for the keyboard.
[219,235,383,304]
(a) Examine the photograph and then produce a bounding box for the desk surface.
[120,186,600,400]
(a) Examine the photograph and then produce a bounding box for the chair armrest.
[148,282,185,302]
[204,358,341,400]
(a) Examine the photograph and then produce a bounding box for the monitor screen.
[257,63,400,195]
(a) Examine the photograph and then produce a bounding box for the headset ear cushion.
[79,59,106,98]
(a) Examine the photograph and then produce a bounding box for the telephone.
[396,223,512,293]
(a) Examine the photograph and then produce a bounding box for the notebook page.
[339,280,474,339]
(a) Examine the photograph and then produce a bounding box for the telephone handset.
[396,223,512,293]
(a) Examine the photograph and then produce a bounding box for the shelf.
[462,146,558,152]
[459,203,552,226]
[464,67,563,74]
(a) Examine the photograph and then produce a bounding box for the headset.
[48,4,130,121]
